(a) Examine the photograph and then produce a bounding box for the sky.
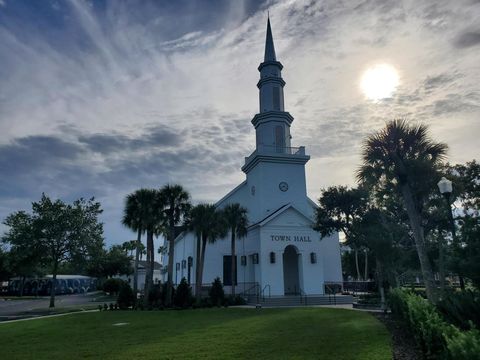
[0,0,479,248]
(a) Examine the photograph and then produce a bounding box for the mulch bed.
[373,312,423,360]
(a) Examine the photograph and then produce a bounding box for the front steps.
[247,294,353,307]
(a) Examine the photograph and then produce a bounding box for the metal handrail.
[261,284,271,301]
[325,284,337,305]
[239,282,259,298]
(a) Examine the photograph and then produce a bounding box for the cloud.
[454,31,480,48]
[0,0,478,245]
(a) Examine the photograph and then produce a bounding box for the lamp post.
[437,177,464,290]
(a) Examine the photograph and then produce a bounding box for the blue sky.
[0,0,479,248]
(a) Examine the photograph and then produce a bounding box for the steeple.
[242,17,309,175]
[264,17,277,62]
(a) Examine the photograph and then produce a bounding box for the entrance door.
[283,245,300,295]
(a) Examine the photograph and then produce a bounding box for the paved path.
[0,292,108,321]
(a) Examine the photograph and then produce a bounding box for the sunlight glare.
[361,64,399,101]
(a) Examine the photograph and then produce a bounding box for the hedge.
[388,289,480,360]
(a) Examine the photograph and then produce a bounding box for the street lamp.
[437,176,464,290]
[437,177,455,238]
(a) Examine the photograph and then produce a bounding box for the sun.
[360,63,399,101]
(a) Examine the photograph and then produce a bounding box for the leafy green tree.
[357,120,447,303]
[88,245,133,278]
[222,203,248,296]
[2,211,44,295]
[313,186,369,280]
[0,247,10,282]
[3,194,104,307]
[447,160,480,287]
[158,184,191,306]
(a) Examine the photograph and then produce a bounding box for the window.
[241,255,247,266]
[223,255,237,286]
[270,252,276,264]
[310,252,317,264]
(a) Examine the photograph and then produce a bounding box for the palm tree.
[357,119,447,303]
[158,184,191,306]
[185,204,209,300]
[190,204,226,301]
[122,189,153,296]
[222,203,248,297]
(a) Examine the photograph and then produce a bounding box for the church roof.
[264,17,277,62]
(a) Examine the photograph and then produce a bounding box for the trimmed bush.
[117,281,134,310]
[209,277,225,307]
[174,278,193,308]
[148,284,163,308]
[388,289,480,360]
[445,328,480,360]
[102,278,124,295]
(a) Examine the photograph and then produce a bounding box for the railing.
[261,284,271,301]
[324,283,337,305]
[238,282,259,302]
[245,145,306,164]
[256,144,305,155]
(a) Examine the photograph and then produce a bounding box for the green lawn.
[0,308,391,359]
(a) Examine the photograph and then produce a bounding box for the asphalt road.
[0,292,110,321]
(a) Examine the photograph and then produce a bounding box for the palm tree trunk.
[364,249,368,280]
[166,220,175,306]
[354,247,361,281]
[144,230,153,306]
[150,235,155,287]
[231,230,236,297]
[133,228,141,297]
[197,236,208,301]
[195,233,202,301]
[376,258,385,310]
[400,184,437,303]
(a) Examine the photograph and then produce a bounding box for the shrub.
[102,278,124,295]
[445,328,480,360]
[148,283,163,308]
[404,293,451,358]
[388,289,480,360]
[117,281,134,310]
[224,295,247,306]
[437,290,480,330]
[174,278,193,308]
[209,277,224,307]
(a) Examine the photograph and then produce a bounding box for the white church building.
[163,19,342,297]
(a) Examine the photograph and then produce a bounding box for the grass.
[0,296,46,300]
[0,308,391,359]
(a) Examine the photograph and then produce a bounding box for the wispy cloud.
[0,0,478,244]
